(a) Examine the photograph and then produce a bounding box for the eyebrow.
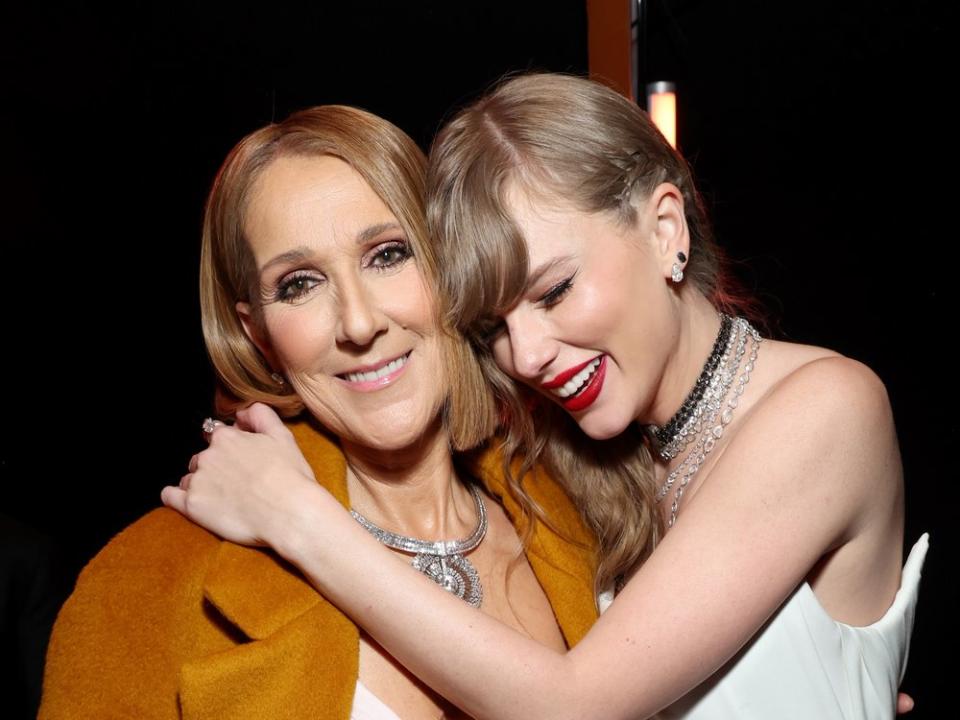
[258,222,405,276]
[525,255,575,291]
[356,221,403,244]
[259,247,314,276]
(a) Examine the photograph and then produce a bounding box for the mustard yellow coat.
[39,419,598,719]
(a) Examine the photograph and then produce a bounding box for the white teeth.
[554,358,601,398]
[345,353,408,383]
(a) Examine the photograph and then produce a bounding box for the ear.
[646,182,690,278]
[236,301,280,370]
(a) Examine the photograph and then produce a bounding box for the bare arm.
[166,358,898,719]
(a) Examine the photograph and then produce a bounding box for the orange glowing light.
[646,82,677,148]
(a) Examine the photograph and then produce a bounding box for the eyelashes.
[537,272,576,308]
[272,271,324,303]
[365,240,412,270]
[475,271,578,347]
[268,239,413,304]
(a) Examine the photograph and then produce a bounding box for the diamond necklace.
[350,484,487,608]
[647,313,735,460]
[651,316,762,527]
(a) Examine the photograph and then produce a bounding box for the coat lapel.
[181,418,358,720]
[473,447,599,648]
[179,600,358,720]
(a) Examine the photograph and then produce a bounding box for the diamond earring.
[671,251,687,283]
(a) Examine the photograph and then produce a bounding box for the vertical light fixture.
[637,1,678,147]
[646,80,677,148]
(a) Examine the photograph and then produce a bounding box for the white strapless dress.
[350,680,402,720]
[612,535,928,720]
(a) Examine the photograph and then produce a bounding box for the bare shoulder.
[760,343,894,435]
[741,345,905,617]
[734,342,899,507]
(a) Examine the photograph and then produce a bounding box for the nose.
[334,275,388,348]
[504,310,559,380]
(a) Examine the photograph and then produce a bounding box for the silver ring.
[202,418,224,434]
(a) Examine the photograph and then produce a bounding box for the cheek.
[574,253,658,347]
[382,268,436,333]
[552,281,625,350]
[588,253,638,310]
[264,305,336,371]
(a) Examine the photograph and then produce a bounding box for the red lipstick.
[541,356,603,390]
[562,355,606,412]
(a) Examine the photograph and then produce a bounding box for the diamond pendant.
[350,484,488,609]
[412,553,483,608]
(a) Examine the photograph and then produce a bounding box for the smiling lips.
[541,355,607,412]
[339,351,411,391]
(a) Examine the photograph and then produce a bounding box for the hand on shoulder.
[162,403,323,551]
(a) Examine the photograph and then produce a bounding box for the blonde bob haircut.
[428,73,748,592]
[200,105,496,451]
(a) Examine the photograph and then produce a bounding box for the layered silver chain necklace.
[350,484,487,608]
[646,314,762,527]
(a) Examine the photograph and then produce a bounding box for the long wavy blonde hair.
[428,73,749,592]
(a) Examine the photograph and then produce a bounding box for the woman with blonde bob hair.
[40,104,602,720]
[164,74,926,719]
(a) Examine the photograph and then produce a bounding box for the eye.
[537,273,576,308]
[366,240,412,270]
[273,271,324,303]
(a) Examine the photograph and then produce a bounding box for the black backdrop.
[2,1,953,717]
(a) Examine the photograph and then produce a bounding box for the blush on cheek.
[265,308,337,372]
[567,282,621,346]
[385,270,435,329]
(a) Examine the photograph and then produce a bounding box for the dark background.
[2,1,953,717]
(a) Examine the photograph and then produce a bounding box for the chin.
[354,402,443,453]
[575,404,635,441]
[353,425,423,453]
